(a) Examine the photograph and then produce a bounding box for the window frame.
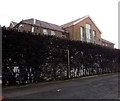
[80,26,84,41]
[51,30,56,35]
[31,27,34,33]
[43,29,48,35]
[86,23,91,42]
[93,30,96,43]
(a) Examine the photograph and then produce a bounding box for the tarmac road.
[3,73,119,100]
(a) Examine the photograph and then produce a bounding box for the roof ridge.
[101,38,115,44]
[37,19,60,27]
[61,15,89,28]
[20,18,64,32]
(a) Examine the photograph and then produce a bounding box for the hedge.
[2,27,120,86]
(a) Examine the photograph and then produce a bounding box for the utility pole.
[67,49,70,78]
[118,2,120,49]
[0,26,2,75]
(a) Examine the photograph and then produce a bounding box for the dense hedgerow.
[2,27,120,86]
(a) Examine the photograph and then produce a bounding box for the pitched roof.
[61,15,102,33]
[101,38,115,45]
[10,21,18,27]
[19,18,64,32]
[61,16,88,28]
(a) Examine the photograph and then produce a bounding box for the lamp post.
[67,49,70,78]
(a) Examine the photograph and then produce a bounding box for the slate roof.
[19,18,64,32]
[101,38,115,44]
[11,21,18,26]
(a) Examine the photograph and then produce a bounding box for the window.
[43,29,48,35]
[51,30,55,35]
[80,26,84,41]
[19,24,23,28]
[31,27,34,32]
[61,35,66,38]
[86,24,91,42]
[93,30,96,43]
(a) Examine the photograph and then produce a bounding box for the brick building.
[101,38,114,48]
[10,15,114,48]
[61,15,102,45]
[13,18,68,38]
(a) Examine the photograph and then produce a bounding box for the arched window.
[93,30,96,43]
[86,24,91,42]
[80,26,84,41]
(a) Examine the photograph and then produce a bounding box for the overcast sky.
[0,0,119,48]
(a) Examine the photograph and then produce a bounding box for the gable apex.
[61,15,102,34]
[73,15,89,25]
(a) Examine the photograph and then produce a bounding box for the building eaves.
[15,18,64,32]
[61,15,102,34]
[101,38,115,45]
[10,21,18,27]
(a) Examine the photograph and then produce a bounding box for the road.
[3,73,119,100]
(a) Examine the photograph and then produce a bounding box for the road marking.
[57,89,61,92]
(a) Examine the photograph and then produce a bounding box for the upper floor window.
[31,27,34,32]
[51,30,55,35]
[93,30,96,43]
[80,26,84,41]
[86,24,91,42]
[43,29,48,35]
[19,24,24,28]
[86,24,91,29]
[61,35,66,38]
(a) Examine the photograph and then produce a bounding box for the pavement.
[2,73,119,100]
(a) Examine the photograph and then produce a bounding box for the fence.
[2,27,120,86]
